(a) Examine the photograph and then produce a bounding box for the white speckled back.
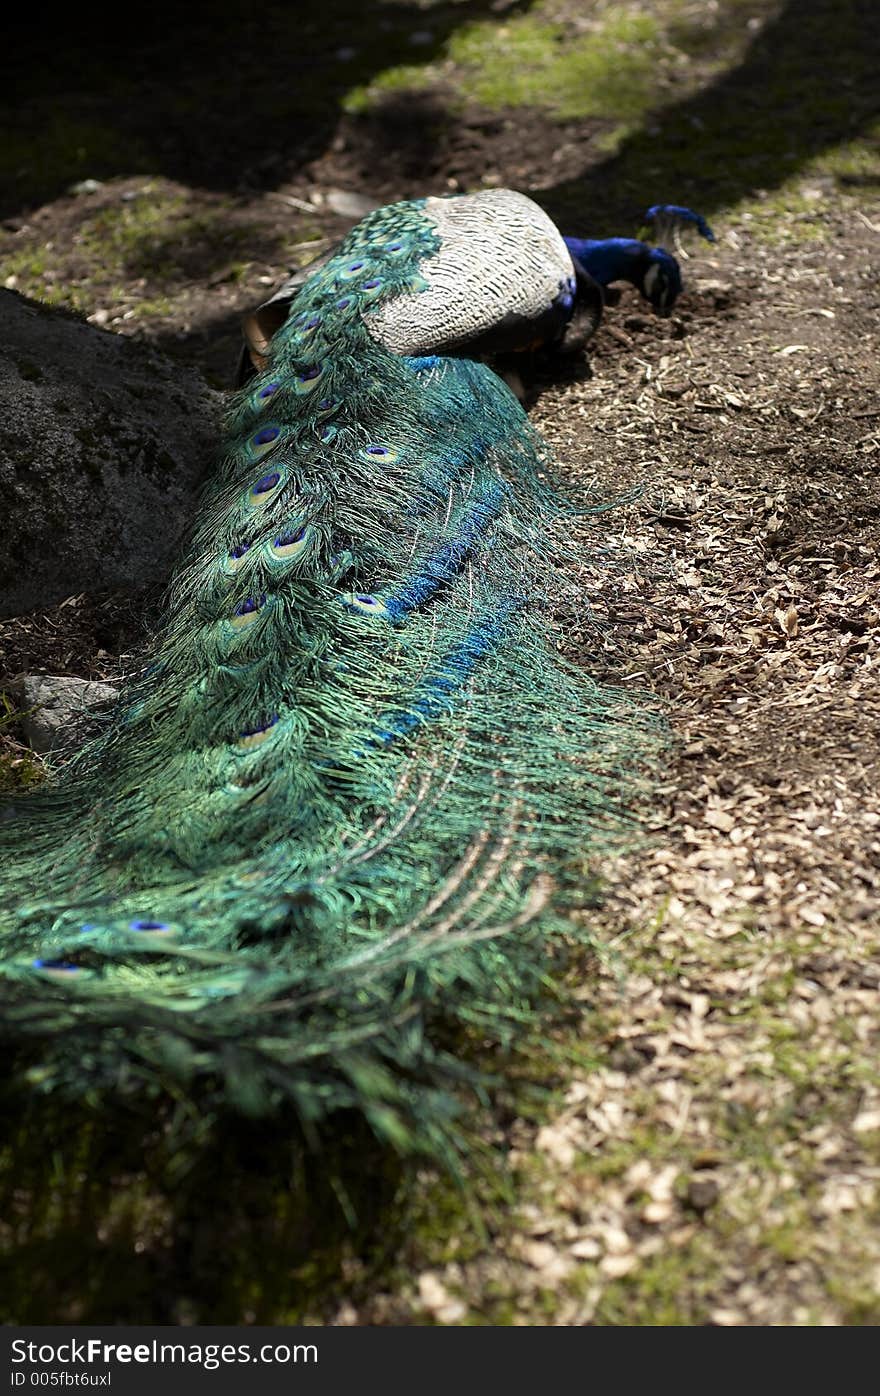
[365,189,575,355]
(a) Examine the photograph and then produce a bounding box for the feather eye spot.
[252,426,280,447]
[236,714,280,750]
[33,958,80,975]
[254,471,280,493]
[257,382,280,400]
[338,259,371,283]
[344,592,390,618]
[269,525,311,561]
[336,296,353,310]
[235,594,265,617]
[360,443,400,465]
[247,470,283,507]
[275,526,307,547]
[318,423,337,444]
[295,364,324,394]
[129,919,175,937]
[225,540,253,573]
[248,423,283,460]
[362,278,382,290]
[230,593,268,629]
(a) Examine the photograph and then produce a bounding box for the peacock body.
[0,190,703,1151]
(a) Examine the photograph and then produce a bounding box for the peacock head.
[640,247,682,316]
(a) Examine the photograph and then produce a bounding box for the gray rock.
[18,674,119,754]
[0,290,222,618]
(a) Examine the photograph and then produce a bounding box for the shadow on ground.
[1,0,535,218]
[5,2,876,231]
[0,1094,413,1323]
[540,0,880,229]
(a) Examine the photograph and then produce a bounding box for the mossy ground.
[0,694,44,794]
[1,0,879,1326]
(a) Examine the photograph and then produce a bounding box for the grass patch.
[0,744,44,794]
[0,184,285,330]
[450,10,663,121]
[592,1236,724,1326]
[343,0,775,129]
[345,4,671,124]
[0,695,45,793]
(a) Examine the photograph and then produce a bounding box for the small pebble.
[600,1253,638,1279]
[642,1200,674,1224]
[686,1177,720,1213]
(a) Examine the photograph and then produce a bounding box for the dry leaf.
[852,1109,880,1134]
[774,605,799,637]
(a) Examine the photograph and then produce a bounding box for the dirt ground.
[1,0,878,1326]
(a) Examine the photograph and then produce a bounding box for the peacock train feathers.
[0,190,701,1155]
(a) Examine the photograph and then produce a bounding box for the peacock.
[0,189,712,1157]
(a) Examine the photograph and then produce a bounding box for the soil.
[1,0,879,1327]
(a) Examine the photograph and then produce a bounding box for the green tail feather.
[0,199,659,1152]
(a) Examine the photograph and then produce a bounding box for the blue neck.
[564,237,648,289]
